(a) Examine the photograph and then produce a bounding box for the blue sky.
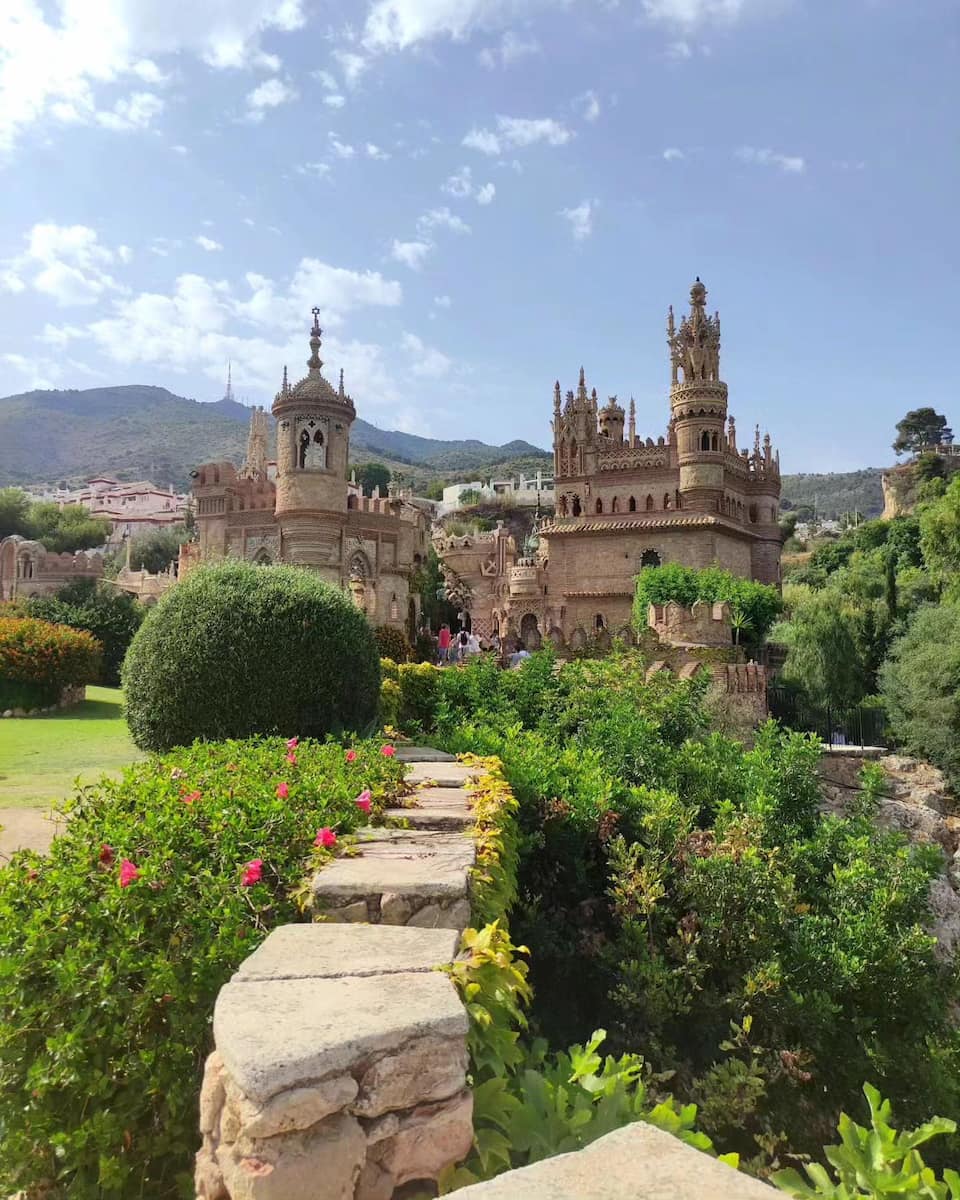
[0,0,956,472]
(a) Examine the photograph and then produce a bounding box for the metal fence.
[766,687,892,748]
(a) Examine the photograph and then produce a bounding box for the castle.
[435,279,782,648]
[189,310,431,633]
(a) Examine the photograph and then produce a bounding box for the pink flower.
[119,859,139,888]
[286,737,299,751]
[181,790,202,805]
[276,782,289,799]
[355,789,372,815]
[380,745,396,758]
[286,752,297,766]
[99,844,114,865]
[315,827,337,850]
[241,859,263,887]
[345,749,357,763]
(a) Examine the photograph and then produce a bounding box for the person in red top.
[437,623,452,665]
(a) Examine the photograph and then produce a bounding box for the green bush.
[397,660,442,730]
[373,623,411,662]
[122,561,381,751]
[632,563,782,645]
[0,615,101,692]
[379,676,401,728]
[26,579,144,685]
[0,736,406,1198]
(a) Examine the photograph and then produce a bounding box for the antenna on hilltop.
[224,361,234,403]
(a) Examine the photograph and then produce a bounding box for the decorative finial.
[281,364,288,394]
[338,367,345,399]
[308,307,323,371]
[579,366,585,387]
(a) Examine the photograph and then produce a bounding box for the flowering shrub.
[122,561,381,751]
[24,578,144,685]
[0,616,101,707]
[373,623,411,663]
[396,660,442,730]
[0,735,405,1198]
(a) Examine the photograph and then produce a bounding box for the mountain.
[0,385,548,490]
[0,383,889,517]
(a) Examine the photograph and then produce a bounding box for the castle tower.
[598,396,626,443]
[272,308,356,573]
[238,405,269,480]
[668,278,728,512]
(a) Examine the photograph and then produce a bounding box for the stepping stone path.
[312,749,480,929]
[196,748,483,1200]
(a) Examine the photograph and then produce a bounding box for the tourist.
[510,647,531,669]
[437,623,451,665]
[456,628,470,664]
[466,631,481,657]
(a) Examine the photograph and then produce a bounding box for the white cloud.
[390,239,433,270]
[643,0,759,28]
[245,77,297,120]
[195,235,223,252]
[478,29,540,68]
[243,217,256,226]
[559,199,596,240]
[0,0,307,152]
[363,0,555,52]
[366,142,390,160]
[443,166,474,198]
[1,222,128,306]
[95,91,165,132]
[464,114,572,156]
[334,49,368,86]
[736,145,805,173]
[476,181,496,205]
[313,68,338,90]
[171,143,189,154]
[433,294,452,308]
[296,161,331,177]
[330,134,356,159]
[417,207,471,236]
[402,331,452,378]
[662,146,685,160]
[666,38,694,57]
[576,89,601,122]
[324,93,346,108]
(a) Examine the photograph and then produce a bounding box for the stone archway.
[520,612,541,650]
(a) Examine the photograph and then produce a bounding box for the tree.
[0,488,31,539]
[892,408,951,456]
[919,474,960,596]
[774,592,869,709]
[423,480,446,501]
[881,603,960,787]
[126,526,189,574]
[355,462,392,497]
[25,578,144,685]
[25,502,111,553]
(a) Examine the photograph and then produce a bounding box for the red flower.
[286,752,297,766]
[99,843,114,865]
[315,827,337,849]
[380,744,396,758]
[355,789,372,814]
[286,737,299,751]
[119,859,139,888]
[181,790,202,805]
[345,749,357,763]
[276,782,289,799]
[241,859,263,887]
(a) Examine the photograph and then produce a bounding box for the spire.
[728,414,736,449]
[308,307,323,371]
[754,423,761,458]
[281,364,289,395]
[338,367,345,400]
[763,430,772,463]
[668,279,722,387]
[628,397,636,447]
[553,380,561,414]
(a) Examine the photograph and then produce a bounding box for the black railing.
[767,687,892,749]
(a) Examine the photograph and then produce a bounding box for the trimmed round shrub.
[374,623,411,662]
[122,562,381,751]
[0,616,102,698]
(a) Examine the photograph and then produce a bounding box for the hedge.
[0,616,102,698]
[0,735,406,1197]
[122,561,382,751]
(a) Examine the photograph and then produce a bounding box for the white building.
[440,471,554,515]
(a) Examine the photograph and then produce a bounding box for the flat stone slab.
[313,829,475,900]
[232,924,461,983]
[405,761,477,787]
[452,1121,775,1199]
[214,970,467,1103]
[388,786,474,831]
[395,746,457,763]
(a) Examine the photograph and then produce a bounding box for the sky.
[0,0,957,473]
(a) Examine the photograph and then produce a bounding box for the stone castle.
[190,310,431,633]
[436,279,782,647]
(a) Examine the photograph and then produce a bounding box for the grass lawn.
[0,686,144,809]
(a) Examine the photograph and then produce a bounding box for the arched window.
[595,613,605,630]
[595,498,603,514]
[645,494,654,511]
[749,503,758,523]
[663,492,671,510]
[347,494,357,510]
[640,549,661,569]
[611,497,619,513]
[572,496,582,517]
[558,495,568,516]
[298,429,310,468]
[628,496,636,512]
[711,432,719,451]
[700,431,710,451]
[675,490,682,510]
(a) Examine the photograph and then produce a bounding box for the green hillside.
[779,468,886,520]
